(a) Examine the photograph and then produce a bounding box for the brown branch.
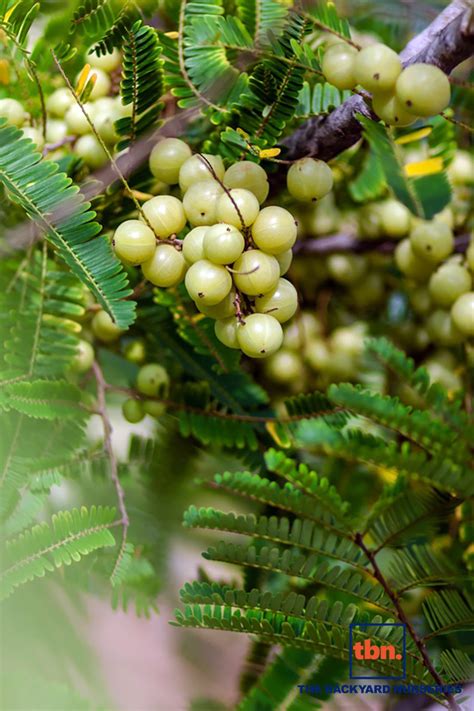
[283,0,474,161]
[92,361,129,581]
[293,232,471,256]
[355,533,460,711]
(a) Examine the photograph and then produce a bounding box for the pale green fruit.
[223,161,269,204]
[214,317,240,349]
[113,220,156,265]
[264,349,304,384]
[45,119,67,144]
[327,253,366,285]
[233,250,280,296]
[255,278,298,324]
[141,195,186,237]
[216,188,260,228]
[149,138,192,184]
[136,363,170,397]
[182,226,208,264]
[251,206,297,254]
[197,290,236,319]
[65,103,94,135]
[409,286,432,316]
[275,249,293,276]
[88,47,121,73]
[424,360,462,392]
[379,199,412,238]
[304,338,331,371]
[122,398,145,423]
[451,292,474,336]
[354,43,402,92]
[46,88,74,118]
[182,180,223,226]
[448,151,474,185]
[287,158,334,202]
[429,264,472,307]
[237,313,283,358]
[307,193,340,236]
[358,203,383,239]
[395,63,450,117]
[93,97,117,114]
[467,240,474,272]
[77,66,111,100]
[426,309,464,345]
[95,113,119,144]
[410,221,454,263]
[327,351,357,380]
[22,127,45,149]
[92,310,123,342]
[0,98,25,127]
[350,271,385,308]
[321,43,358,90]
[179,153,225,192]
[74,134,108,169]
[372,91,417,127]
[143,400,167,418]
[203,224,245,264]
[185,259,232,305]
[70,339,94,373]
[141,244,187,287]
[433,206,454,229]
[330,325,365,357]
[395,239,434,281]
[124,339,146,364]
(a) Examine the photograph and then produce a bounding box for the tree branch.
[282,0,474,161]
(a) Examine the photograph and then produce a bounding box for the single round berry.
[70,339,94,373]
[203,224,245,265]
[427,309,464,345]
[237,313,283,359]
[251,206,297,254]
[322,43,358,90]
[142,244,187,287]
[379,199,412,238]
[429,263,472,307]
[46,88,74,118]
[255,278,298,324]
[95,113,119,145]
[179,153,225,192]
[113,220,156,265]
[182,226,208,264]
[409,286,432,316]
[91,309,123,342]
[182,180,223,226]
[233,250,280,296]
[355,43,402,92]
[46,119,67,144]
[330,325,366,357]
[410,221,454,263]
[124,339,146,364]
[88,47,121,73]
[264,349,304,384]
[451,292,474,336]
[141,196,186,238]
[275,249,293,276]
[304,338,331,372]
[149,138,192,184]
[185,259,233,305]
[0,98,25,127]
[395,63,450,117]
[395,239,434,281]
[197,290,236,319]
[122,398,145,424]
[214,317,240,349]
[65,103,94,135]
[136,363,170,397]
[74,134,108,169]
[372,91,417,127]
[143,400,166,418]
[448,151,474,186]
[216,188,260,228]
[327,253,367,285]
[22,127,45,149]
[287,158,334,203]
[78,66,111,100]
[223,161,269,204]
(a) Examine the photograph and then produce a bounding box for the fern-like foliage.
[0,121,134,328]
[236,0,288,46]
[115,21,165,150]
[0,505,117,601]
[71,0,115,37]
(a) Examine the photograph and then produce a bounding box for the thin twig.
[92,360,129,581]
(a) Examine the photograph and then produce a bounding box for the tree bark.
[282,0,474,161]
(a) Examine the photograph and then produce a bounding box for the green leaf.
[0,121,134,328]
[1,380,83,419]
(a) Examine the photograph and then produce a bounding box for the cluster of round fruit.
[112,138,303,359]
[122,362,170,424]
[395,221,474,344]
[322,39,451,125]
[0,47,124,168]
